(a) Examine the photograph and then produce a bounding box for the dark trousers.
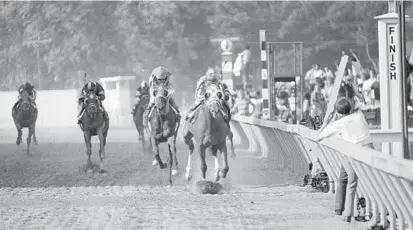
[335,143,374,216]
[335,166,348,212]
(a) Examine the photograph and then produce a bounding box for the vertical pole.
[36,46,41,89]
[260,30,270,119]
[398,0,410,159]
[300,42,304,121]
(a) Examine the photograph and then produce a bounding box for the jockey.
[143,66,180,126]
[131,81,150,115]
[12,82,37,114]
[77,81,107,124]
[186,67,231,121]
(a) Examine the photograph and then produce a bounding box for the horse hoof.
[16,140,21,145]
[160,163,168,169]
[185,174,192,181]
[152,160,159,166]
[99,169,108,174]
[219,170,228,179]
[33,141,38,145]
[139,136,142,141]
[215,175,221,182]
[172,169,179,176]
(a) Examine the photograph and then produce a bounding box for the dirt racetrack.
[0,127,368,229]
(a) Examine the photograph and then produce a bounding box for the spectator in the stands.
[231,89,255,116]
[310,78,327,128]
[369,69,380,106]
[324,66,335,81]
[250,91,263,118]
[361,71,375,105]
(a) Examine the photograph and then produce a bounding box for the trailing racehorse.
[183,84,230,182]
[12,90,38,155]
[79,91,109,173]
[146,85,180,186]
[133,94,150,149]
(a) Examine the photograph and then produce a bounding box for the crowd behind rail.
[228,47,413,228]
[301,49,381,130]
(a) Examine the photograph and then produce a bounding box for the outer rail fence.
[231,115,413,230]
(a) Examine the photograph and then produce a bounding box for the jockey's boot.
[185,102,202,121]
[98,101,109,121]
[77,105,86,124]
[222,102,231,123]
[169,98,181,122]
[143,103,154,127]
[12,100,20,115]
[131,104,138,115]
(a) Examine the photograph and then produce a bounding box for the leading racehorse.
[133,94,150,149]
[79,90,109,173]
[12,90,38,155]
[147,85,180,186]
[183,83,230,182]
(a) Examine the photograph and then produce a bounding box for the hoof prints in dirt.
[196,180,224,194]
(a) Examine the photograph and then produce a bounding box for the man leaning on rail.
[316,97,373,223]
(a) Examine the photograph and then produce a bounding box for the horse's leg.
[98,128,107,174]
[183,125,194,181]
[32,123,38,145]
[152,138,167,169]
[212,145,221,181]
[168,137,179,177]
[167,140,173,186]
[200,145,207,180]
[15,123,22,145]
[219,141,229,179]
[26,125,34,155]
[228,130,236,160]
[83,131,93,173]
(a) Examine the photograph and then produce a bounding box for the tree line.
[0,1,407,91]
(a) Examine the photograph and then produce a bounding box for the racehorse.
[183,83,230,182]
[12,90,38,155]
[133,94,150,149]
[147,85,180,186]
[79,90,109,174]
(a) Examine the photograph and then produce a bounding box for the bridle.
[85,93,98,117]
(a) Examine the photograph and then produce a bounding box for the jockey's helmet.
[24,82,33,90]
[151,66,171,83]
[205,67,218,83]
[141,81,149,89]
[87,81,97,91]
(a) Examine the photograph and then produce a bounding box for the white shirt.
[318,110,370,145]
[362,78,375,104]
[250,98,263,118]
[312,69,324,79]
[240,49,251,65]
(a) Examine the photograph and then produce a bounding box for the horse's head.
[154,86,170,115]
[20,91,31,115]
[204,84,223,119]
[84,92,100,119]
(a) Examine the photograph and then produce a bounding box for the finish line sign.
[388,24,397,80]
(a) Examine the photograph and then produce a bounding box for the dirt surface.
[0,127,369,229]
